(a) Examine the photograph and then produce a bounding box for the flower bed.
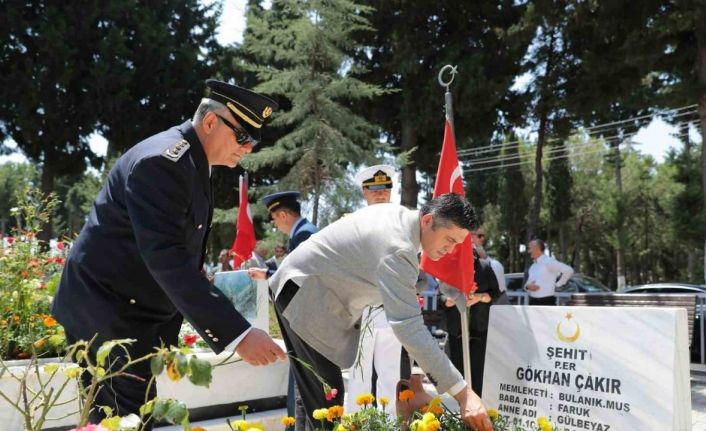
[0,189,67,361]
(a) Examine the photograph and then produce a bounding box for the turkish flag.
[231,175,257,268]
[419,119,475,295]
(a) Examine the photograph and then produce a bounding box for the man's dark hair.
[531,238,546,252]
[420,193,478,231]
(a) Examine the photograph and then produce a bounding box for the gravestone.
[483,306,691,430]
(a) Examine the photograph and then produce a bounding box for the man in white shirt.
[525,239,574,305]
[345,165,404,417]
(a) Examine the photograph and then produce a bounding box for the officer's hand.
[526,282,539,292]
[247,268,268,280]
[454,386,492,431]
[235,328,286,366]
[445,298,456,307]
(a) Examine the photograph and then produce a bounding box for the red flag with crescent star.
[231,175,257,268]
[419,119,475,295]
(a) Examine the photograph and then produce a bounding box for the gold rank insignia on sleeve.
[161,140,190,161]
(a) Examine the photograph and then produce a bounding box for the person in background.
[266,244,286,271]
[241,241,268,269]
[345,165,405,417]
[525,238,574,305]
[210,248,234,276]
[472,228,508,304]
[248,191,319,430]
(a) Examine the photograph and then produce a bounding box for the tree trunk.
[39,161,55,245]
[526,30,557,244]
[400,117,418,208]
[312,157,321,225]
[559,222,566,262]
[697,17,706,284]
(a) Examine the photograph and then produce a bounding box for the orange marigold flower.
[399,389,415,402]
[326,405,344,421]
[43,316,57,327]
[355,393,374,406]
[281,416,296,427]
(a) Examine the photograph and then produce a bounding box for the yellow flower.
[410,419,427,431]
[248,422,265,431]
[537,417,553,431]
[426,419,441,431]
[231,419,248,431]
[422,412,436,424]
[488,408,499,420]
[313,408,329,421]
[326,405,344,421]
[355,393,375,406]
[33,338,46,348]
[424,398,444,416]
[398,389,415,402]
[43,316,57,327]
[64,366,82,379]
[281,416,296,427]
[335,425,348,431]
[379,396,390,407]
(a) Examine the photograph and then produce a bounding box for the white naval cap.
[354,164,396,190]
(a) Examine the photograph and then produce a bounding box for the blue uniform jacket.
[288,218,318,252]
[52,121,250,359]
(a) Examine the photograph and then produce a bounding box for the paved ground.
[693,385,706,430]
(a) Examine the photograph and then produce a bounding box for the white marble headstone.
[483,306,691,430]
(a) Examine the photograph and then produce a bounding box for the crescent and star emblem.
[556,312,580,343]
[449,165,462,191]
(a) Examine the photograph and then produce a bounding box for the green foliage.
[351,1,535,205]
[0,188,65,359]
[241,0,386,224]
[0,162,38,234]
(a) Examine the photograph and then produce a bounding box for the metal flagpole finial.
[438,65,458,91]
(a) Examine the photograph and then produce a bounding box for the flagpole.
[438,64,472,390]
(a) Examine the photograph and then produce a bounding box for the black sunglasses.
[215,114,258,147]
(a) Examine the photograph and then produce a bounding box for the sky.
[0,0,700,167]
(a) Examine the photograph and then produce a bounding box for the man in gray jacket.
[270,193,492,431]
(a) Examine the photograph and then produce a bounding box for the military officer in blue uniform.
[248,191,318,430]
[51,79,286,428]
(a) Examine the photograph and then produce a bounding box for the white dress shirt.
[525,254,574,298]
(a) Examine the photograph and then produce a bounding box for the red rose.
[183,334,198,346]
[325,388,338,401]
[57,241,65,250]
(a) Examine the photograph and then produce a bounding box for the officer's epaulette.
[161,140,190,162]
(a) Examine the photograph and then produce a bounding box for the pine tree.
[241,0,386,224]
[498,134,529,272]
